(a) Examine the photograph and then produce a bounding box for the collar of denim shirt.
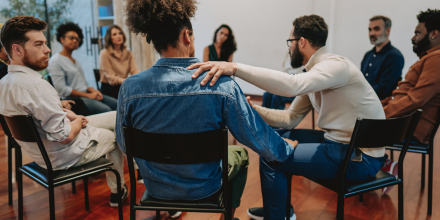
[154,57,201,68]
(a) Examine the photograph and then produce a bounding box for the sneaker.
[381,159,398,194]
[109,184,129,207]
[247,207,296,220]
[168,211,182,219]
[137,169,144,184]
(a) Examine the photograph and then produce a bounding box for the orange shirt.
[382,45,440,143]
[99,48,140,86]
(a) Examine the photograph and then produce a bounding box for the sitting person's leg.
[262,92,274,108]
[65,97,92,116]
[262,92,295,110]
[79,97,113,114]
[72,111,126,206]
[100,94,118,110]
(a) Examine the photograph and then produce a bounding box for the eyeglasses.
[65,35,81,43]
[286,38,301,47]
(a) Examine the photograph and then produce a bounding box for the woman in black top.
[203,24,237,62]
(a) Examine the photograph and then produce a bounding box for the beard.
[370,32,387,45]
[290,42,304,68]
[412,34,431,55]
[22,49,49,71]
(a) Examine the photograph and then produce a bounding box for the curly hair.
[0,16,47,57]
[125,0,197,52]
[56,22,84,47]
[212,24,237,61]
[292,15,328,48]
[417,8,440,34]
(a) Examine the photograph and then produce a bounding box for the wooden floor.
[0,101,438,220]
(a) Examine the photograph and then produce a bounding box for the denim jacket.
[116,57,293,200]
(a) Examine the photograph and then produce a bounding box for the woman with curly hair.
[203,24,237,62]
[49,22,118,115]
[99,25,140,99]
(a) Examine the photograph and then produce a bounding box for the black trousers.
[100,83,120,100]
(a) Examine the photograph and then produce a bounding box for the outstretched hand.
[188,61,238,86]
[283,138,299,148]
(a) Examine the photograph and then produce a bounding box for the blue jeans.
[260,129,385,219]
[79,95,117,115]
[262,92,295,110]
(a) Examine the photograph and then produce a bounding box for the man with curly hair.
[380,8,440,195]
[49,22,118,115]
[190,14,386,219]
[117,0,297,219]
[0,16,128,208]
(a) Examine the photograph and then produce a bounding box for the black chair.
[387,106,440,216]
[0,115,17,206]
[285,109,423,220]
[123,127,233,220]
[94,69,101,90]
[4,115,123,220]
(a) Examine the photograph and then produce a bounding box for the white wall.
[192,0,440,95]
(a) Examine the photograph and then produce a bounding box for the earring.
[432,37,436,40]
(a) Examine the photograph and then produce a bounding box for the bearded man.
[189,14,387,219]
[361,15,404,100]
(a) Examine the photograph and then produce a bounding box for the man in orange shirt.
[381,8,440,194]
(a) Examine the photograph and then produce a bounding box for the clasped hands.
[63,108,88,128]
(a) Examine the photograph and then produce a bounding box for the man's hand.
[61,100,75,110]
[78,115,89,128]
[188,61,238,86]
[246,96,257,110]
[283,138,299,148]
[94,90,103,101]
[63,108,78,121]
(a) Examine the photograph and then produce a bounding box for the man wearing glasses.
[189,15,386,219]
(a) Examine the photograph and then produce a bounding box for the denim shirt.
[116,57,293,200]
[360,42,404,100]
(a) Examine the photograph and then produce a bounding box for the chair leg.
[421,154,426,189]
[390,149,394,161]
[8,142,13,206]
[109,168,123,220]
[428,150,433,215]
[398,182,404,220]
[359,193,364,202]
[156,210,160,219]
[17,169,23,220]
[49,187,56,220]
[72,181,76,194]
[336,194,345,220]
[286,175,292,219]
[83,178,89,211]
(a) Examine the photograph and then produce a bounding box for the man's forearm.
[69,89,90,98]
[61,118,82,144]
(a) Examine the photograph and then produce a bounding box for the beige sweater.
[99,48,140,85]
[236,47,385,158]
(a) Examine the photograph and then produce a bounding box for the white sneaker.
[168,211,182,219]
[247,207,296,220]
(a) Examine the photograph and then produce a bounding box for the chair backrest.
[0,114,12,138]
[45,74,54,87]
[339,109,423,185]
[93,69,100,90]
[4,115,54,174]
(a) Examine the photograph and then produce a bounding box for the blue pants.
[262,92,295,110]
[260,129,385,219]
[78,95,117,115]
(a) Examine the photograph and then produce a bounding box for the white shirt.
[235,47,385,157]
[0,65,97,170]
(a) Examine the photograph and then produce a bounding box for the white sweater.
[235,47,385,158]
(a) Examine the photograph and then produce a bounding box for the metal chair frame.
[123,127,233,220]
[4,115,123,220]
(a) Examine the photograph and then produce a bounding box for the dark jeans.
[262,92,295,110]
[100,82,121,100]
[64,97,92,116]
[69,95,117,115]
[260,129,385,219]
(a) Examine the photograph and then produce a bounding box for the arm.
[61,117,82,144]
[224,82,294,162]
[228,54,233,62]
[384,54,440,118]
[372,53,404,99]
[48,60,74,98]
[254,95,312,129]
[115,83,127,153]
[203,46,209,62]
[99,51,126,86]
[129,52,141,75]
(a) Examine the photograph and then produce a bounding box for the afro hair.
[417,8,440,34]
[56,22,84,47]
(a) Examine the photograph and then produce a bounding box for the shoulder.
[204,46,210,52]
[387,47,404,59]
[100,49,110,57]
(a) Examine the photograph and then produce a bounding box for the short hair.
[125,0,197,52]
[370,15,392,29]
[104,25,127,51]
[292,15,328,48]
[417,8,440,34]
[0,16,47,57]
[56,22,84,47]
